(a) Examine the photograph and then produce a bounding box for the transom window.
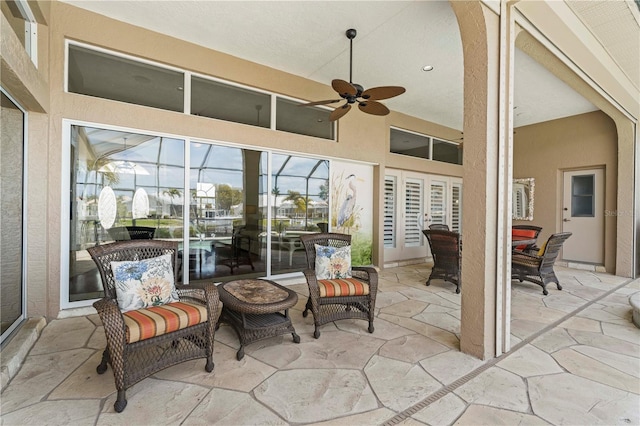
[66,41,334,141]
[390,127,462,165]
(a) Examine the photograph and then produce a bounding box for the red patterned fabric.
[318,278,369,297]
[123,301,208,343]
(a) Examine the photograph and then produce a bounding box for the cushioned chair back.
[429,224,450,231]
[126,226,156,240]
[87,240,179,300]
[512,225,542,250]
[538,232,572,268]
[423,229,461,270]
[300,233,351,270]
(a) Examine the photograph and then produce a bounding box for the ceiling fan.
[300,28,406,121]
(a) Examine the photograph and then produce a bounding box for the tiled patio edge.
[0,317,47,389]
[382,277,637,426]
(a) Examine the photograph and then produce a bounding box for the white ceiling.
[61,0,616,131]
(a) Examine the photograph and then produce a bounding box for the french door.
[384,169,462,263]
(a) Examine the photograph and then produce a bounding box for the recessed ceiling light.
[422,65,434,72]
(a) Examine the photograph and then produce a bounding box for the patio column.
[450,1,516,359]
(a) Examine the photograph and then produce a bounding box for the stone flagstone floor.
[1,264,638,425]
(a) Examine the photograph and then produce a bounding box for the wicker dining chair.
[423,229,462,293]
[87,240,221,412]
[428,224,450,231]
[511,232,572,295]
[512,225,543,252]
[299,233,378,338]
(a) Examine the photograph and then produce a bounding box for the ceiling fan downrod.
[346,28,356,85]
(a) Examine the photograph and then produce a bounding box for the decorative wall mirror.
[513,178,535,221]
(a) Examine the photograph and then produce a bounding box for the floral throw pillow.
[110,254,179,312]
[314,244,352,280]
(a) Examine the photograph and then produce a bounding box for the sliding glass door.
[1,90,26,343]
[66,123,330,306]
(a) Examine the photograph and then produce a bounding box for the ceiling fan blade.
[330,103,352,121]
[361,86,406,101]
[332,79,357,97]
[298,99,342,107]
[358,100,390,116]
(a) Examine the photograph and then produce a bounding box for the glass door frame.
[61,120,331,309]
[1,87,28,344]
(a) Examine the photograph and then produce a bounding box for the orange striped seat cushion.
[123,301,208,343]
[318,278,369,297]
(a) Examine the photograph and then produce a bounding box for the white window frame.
[14,0,38,67]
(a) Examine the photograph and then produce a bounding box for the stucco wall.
[41,2,465,316]
[513,110,618,272]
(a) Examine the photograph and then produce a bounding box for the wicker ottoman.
[218,279,300,360]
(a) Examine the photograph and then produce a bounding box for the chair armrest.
[352,266,379,294]
[93,298,126,346]
[176,283,222,323]
[303,269,321,298]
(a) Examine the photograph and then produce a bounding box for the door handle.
[563,218,571,222]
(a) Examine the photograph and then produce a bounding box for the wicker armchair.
[87,240,220,412]
[299,233,378,338]
[512,225,542,252]
[423,229,462,293]
[511,232,572,295]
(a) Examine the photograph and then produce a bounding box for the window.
[390,128,430,160]
[68,44,185,112]
[191,77,271,127]
[66,42,336,140]
[68,125,185,302]
[66,123,331,306]
[432,138,462,164]
[571,175,595,217]
[390,128,462,165]
[276,98,333,140]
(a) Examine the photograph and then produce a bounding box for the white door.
[384,170,462,263]
[383,171,427,262]
[562,169,604,263]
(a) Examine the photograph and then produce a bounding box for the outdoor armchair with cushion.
[423,229,462,293]
[512,225,542,252]
[299,233,378,338]
[511,232,572,295]
[87,240,221,412]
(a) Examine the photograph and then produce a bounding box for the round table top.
[218,279,298,314]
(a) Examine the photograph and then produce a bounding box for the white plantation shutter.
[513,184,526,218]
[404,178,423,247]
[451,183,462,233]
[384,176,397,248]
[429,180,447,226]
